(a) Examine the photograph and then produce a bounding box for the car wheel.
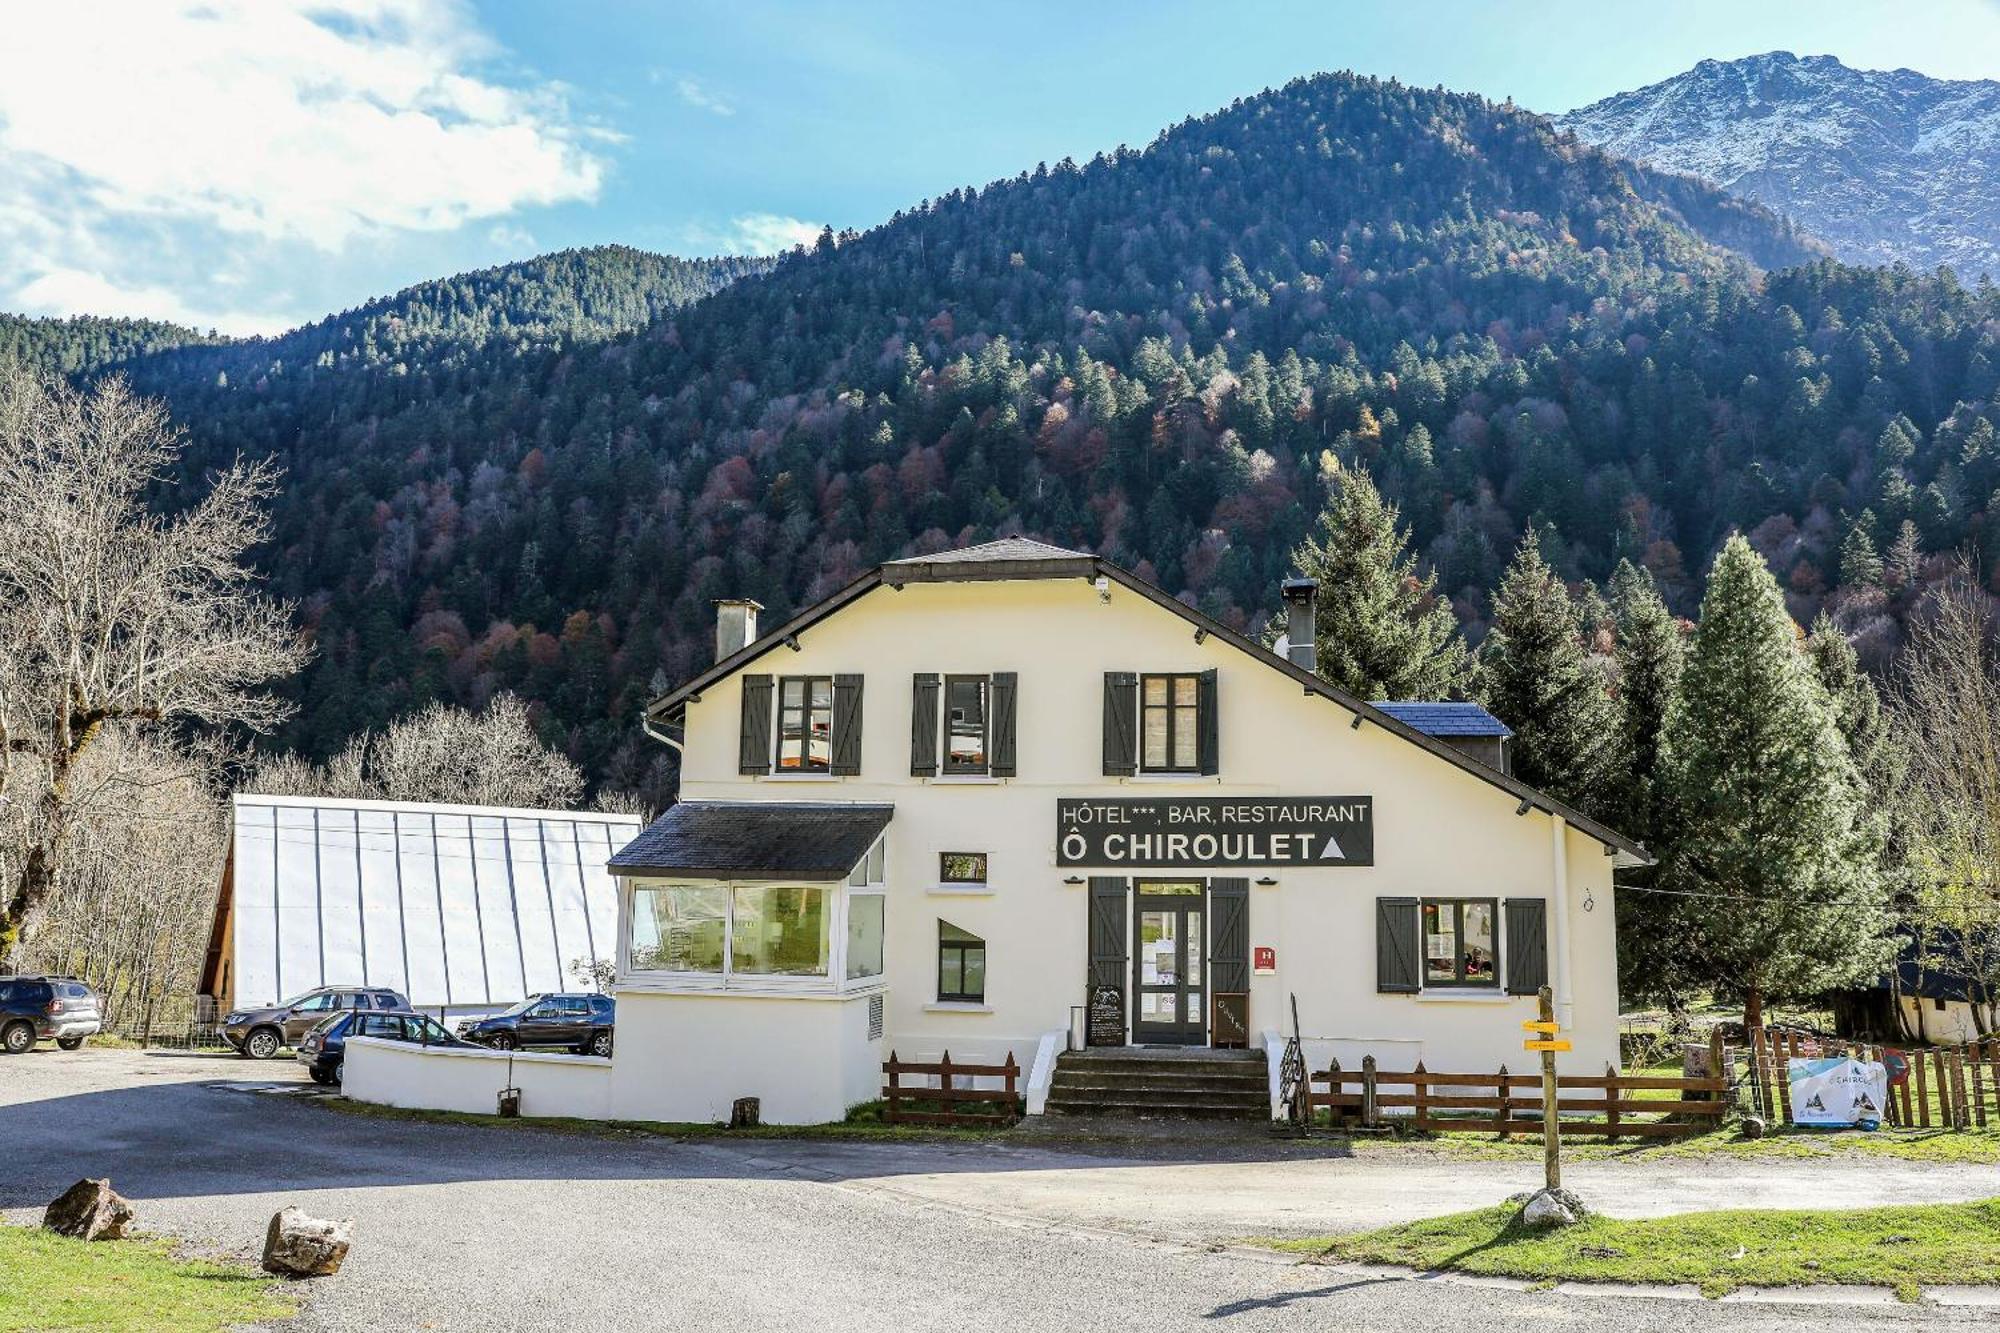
[1,1021,33,1055]
[488,1032,516,1051]
[56,1036,85,1051]
[309,1066,333,1086]
[243,1027,282,1060]
[330,1060,343,1086]
[589,1030,613,1058]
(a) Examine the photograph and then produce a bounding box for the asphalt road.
[3,1047,1993,1332]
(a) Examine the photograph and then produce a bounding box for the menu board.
[1212,993,1249,1048]
[1086,984,1125,1047]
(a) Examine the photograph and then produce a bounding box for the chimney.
[714,599,762,662]
[1280,577,1317,673]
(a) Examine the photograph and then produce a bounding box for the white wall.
[341,1036,613,1120]
[660,577,1627,1079]
[1898,995,1995,1046]
[608,989,884,1125]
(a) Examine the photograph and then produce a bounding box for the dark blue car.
[457,993,614,1056]
[297,1009,468,1085]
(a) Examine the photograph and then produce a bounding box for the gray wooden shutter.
[910,673,940,776]
[1102,672,1137,776]
[1197,668,1220,776]
[990,672,1018,777]
[738,675,774,774]
[1505,898,1549,995]
[1209,877,1249,992]
[1087,877,1128,986]
[1376,897,1420,994]
[831,674,864,776]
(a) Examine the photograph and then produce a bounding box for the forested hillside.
[18,72,2000,804]
[0,312,224,376]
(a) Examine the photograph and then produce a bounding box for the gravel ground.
[2,1047,1992,1331]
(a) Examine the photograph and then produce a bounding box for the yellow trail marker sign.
[1521,1020,1560,1033]
[1524,1038,1572,1053]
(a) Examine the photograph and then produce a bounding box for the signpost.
[1525,986,1562,1191]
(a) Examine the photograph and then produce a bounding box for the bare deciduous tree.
[0,370,307,961]
[249,693,584,810]
[1887,571,2000,1037]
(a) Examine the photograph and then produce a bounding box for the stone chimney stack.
[714,599,762,663]
[1280,577,1318,673]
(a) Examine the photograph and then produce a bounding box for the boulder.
[1517,1186,1588,1230]
[261,1206,352,1277]
[43,1178,135,1241]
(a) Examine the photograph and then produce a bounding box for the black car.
[459,993,614,1056]
[0,975,102,1054]
[297,1009,468,1085]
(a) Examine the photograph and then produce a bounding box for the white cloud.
[684,212,824,256]
[488,223,538,253]
[0,0,610,331]
[13,268,297,337]
[675,77,735,117]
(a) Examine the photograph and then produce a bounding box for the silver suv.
[222,986,410,1059]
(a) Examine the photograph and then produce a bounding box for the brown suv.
[222,986,411,1059]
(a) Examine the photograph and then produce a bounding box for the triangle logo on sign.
[1321,835,1345,862]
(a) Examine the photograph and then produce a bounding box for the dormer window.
[1141,674,1202,773]
[777,676,834,772]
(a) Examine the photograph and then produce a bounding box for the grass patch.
[1269,1198,2000,1299]
[319,1093,1014,1142]
[0,1224,295,1332]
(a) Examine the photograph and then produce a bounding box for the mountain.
[20,71,2000,806]
[0,312,225,377]
[1560,51,2000,276]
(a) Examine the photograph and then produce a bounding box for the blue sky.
[6,0,2000,335]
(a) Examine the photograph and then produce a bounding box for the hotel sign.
[1056,797,1373,868]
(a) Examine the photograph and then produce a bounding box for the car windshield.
[308,1013,347,1036]
[497,996,544,1017]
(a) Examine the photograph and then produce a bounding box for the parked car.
[458,993,614,1056]
[297,1008,469,1086]
[223,986,410,1060]
[0,975,102,1054]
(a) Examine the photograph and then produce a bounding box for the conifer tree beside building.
[1658,535,1891,1029]
[1289,466,1469,701]
[1606,560,1688,1002]
[1478,529,1618,818]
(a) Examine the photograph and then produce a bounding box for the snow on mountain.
[1559,51,2000,277]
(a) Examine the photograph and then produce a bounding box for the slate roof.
[1371,701,1514,739]
[608,801,894,881]
[883,537,1091,565]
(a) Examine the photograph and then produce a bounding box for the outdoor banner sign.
[1787,1057,1889,1127]
[1056,797,1373,868]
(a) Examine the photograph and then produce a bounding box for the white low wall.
[341,1036,614,1121]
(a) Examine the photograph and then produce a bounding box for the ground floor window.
[845,892,885,980]
[731,885,830,976]
[630,884,727,973]
[629,882,843,980]
[938,920,986,1002]
[1422,898,1497,987]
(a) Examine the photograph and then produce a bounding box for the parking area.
[6,1047,1996,1331]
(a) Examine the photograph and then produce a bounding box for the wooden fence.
[881,1050,1020,1127]
[1306,1057,1727,1139]
[1747,1028,2000,1131]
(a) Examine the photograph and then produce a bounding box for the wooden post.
[1752,1027,1775,1120]
[1951,1050,1969,1130]
[1774,1031,1794,1124]
[1003,1052,1019,1120]
[1361,1054,1379,1129]
[1933,1049,1951,1129]
[1412,1061,1429,1133]
[1987,1040,2000,1125]
[1605,1061,1622,1139]
[940,1049,954,1116]
[1497,1062,1513,1140]
[1326,1057,1342,1128]
[1538,984,1561,1191]
[885,1050,900,1123]
[1707,1028,1725,1089]
[1915,1048,1932,1128]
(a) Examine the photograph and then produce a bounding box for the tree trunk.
[1743,985,1764,1032]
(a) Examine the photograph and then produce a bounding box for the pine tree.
[1290,465,1469,700]
[1837,520,1883,591]
[1478,529,1618,816]
[1886,519,1923,592]
[1659,536,1892,1028]
[1607,559,1689,1004]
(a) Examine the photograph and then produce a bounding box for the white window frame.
[622,835,888,996]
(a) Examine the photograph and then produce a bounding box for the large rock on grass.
[1517,1186,1589,1230]
[261,1206,352,1277]
[42,1178,135,1240]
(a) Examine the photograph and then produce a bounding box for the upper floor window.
[777,676,833,772]
[911,672,1016,778]
[944,676,990,774]
[1141,673,1202,773]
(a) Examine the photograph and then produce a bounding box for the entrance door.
[1131,880,1205,1044]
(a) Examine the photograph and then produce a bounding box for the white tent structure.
[201,795,643,1017]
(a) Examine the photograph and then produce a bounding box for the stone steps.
[1044,1048,1268,1120]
